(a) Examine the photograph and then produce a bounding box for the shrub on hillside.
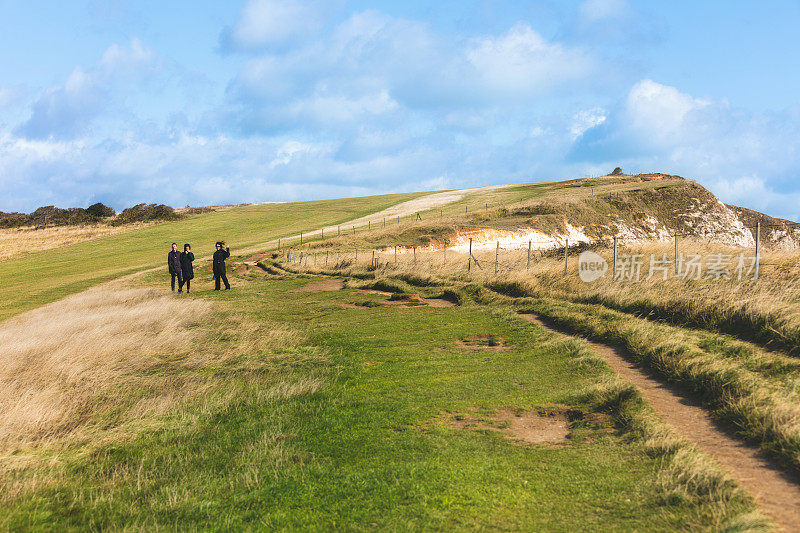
[0,212,29,228]
[86,202,116,218]
[112,203,182,225]
[26,206,102,227]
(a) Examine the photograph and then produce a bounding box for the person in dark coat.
[167,243,183,292]
[179,244,195,293]
[212,241,230,290]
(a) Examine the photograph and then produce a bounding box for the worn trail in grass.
[520,312,800,531]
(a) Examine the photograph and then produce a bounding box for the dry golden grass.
[0,287,212,452]
[0,223,154,261]
[0,284,319,458]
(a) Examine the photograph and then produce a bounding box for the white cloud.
[570,80,800,219]
[269,140,326,168]
[226,13,600,136]
[223,0,324,51]
[15,39,157,140]
[570,107,607,139]
[466,24,595,97]
[624,79,709,141]
[99,38,157,78]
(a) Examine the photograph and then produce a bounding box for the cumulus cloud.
[465,23,596,98]
[569,79,709,158]
[570,79,800,218]
[220,0,326,52]
[15,39,157,140]
[4,5,798,224]
[224,12,600,135]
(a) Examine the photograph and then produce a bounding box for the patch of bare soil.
[455,335,511,351]
[355,289,394,296]
[234,262,253,275]
[444,409,572,445]
[422,298,456,308]
[288,279,345,292]
[341,292,455,310]
[519,312,800,531]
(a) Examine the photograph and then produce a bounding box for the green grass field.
[0,191,427,322]
[0,267,757,530]
[3,177,791,530]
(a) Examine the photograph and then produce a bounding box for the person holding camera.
[167,242,183,292]
[212,241,230,290]
[179,244,195,293]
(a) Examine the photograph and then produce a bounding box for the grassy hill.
[0,191,428,322]
[3,173,800,530]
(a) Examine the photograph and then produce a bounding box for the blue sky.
[1,1,799,219]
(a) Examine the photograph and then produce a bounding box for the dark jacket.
[168,250,182,274]
[212,247,230,274]
[180,251,195,280]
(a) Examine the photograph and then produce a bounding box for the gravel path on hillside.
[236,184,515,256]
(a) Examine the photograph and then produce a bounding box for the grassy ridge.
[0,191,426,322]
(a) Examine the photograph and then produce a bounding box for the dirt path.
[519,313,800,531]
[236,183,515,257]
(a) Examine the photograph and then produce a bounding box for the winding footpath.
[519,313,800,531]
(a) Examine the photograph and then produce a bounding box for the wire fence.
[265,192,800,283]
[274,224,800,283]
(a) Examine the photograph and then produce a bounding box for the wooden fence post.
[495,242,499,276]
[468,238,472,272]
[527,240,531,270]
[613,236,618,280]
[674,229,679,276]
[754,222,761,280]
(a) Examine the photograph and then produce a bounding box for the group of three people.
[167,241,231,293]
